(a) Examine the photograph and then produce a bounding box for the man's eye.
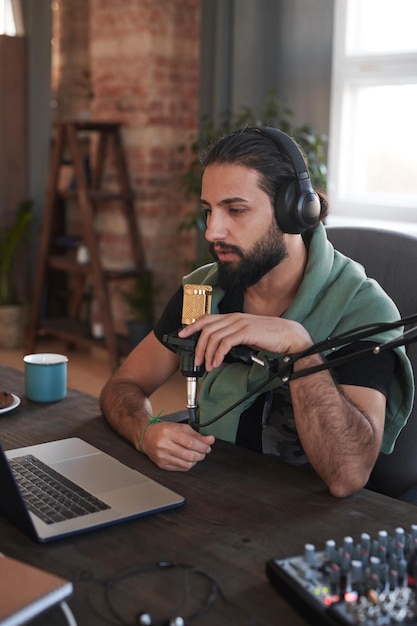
[202,207,211,219]
[229,207,245,214]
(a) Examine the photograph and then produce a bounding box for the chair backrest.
[326,225,417,499]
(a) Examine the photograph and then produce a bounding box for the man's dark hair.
[202,127,328,224]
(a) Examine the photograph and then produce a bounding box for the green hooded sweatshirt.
[183,224,414,454]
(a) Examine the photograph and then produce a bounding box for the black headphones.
[255,126,321,234]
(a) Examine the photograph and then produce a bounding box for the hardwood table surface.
[1,363,416,626]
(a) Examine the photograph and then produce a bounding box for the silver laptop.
[0,437,184,543]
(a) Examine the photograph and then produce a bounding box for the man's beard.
[209,222,288,291]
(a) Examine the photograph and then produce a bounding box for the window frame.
[327,0,417,228]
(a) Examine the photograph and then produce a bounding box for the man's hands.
[178,312,313,370]
[177,312,386,497]
[141,312,305,472]
[140,420,215,471]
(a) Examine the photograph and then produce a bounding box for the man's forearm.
[99,379,154,451]
[290,353,380,497]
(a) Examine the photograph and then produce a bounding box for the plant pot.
[0,305,28,349]
[127,320,153,348]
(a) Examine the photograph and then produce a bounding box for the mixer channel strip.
[266,524,417,625]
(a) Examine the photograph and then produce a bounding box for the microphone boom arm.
[195,312,417,429]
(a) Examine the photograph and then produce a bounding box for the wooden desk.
[0,364,416,626]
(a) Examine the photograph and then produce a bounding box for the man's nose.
[205,211,228,242]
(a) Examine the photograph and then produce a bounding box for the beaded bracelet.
[139,410,164,454]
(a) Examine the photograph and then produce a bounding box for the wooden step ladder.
[27,121,146,372]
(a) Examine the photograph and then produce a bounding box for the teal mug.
[24,353,68,403]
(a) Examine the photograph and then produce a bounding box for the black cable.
[102,561,222,626]
[180,567,222,621]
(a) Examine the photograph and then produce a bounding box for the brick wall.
[52,0,201,332]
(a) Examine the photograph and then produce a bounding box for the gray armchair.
[326,225,417,502]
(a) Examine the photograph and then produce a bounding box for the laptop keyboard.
[9,454,110,524]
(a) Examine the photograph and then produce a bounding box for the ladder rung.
[59,190,135,202]
[36,318,131,356]
[69,121,122,132]
[47,255,141,279]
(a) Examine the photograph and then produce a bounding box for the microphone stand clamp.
[163,330,205,428]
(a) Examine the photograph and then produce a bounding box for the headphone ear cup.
[275,179,321,234]
[255,126,321,234]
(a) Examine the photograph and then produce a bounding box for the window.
[0,0,23,36]
[328,0,417,227]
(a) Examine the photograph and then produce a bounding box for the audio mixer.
[266,525,417,625]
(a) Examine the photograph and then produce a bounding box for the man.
[100,127,413,498]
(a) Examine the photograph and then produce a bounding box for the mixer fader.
[266,525,417,625]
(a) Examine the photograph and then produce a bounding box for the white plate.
[0,394,20,415]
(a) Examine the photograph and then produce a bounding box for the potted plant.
[120,270,155,347]
[0,200,32,348]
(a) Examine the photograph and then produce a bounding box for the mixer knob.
[343,536,354,555]
[378,530,388,547]
[325,539,336,562]
[304,543,315,564]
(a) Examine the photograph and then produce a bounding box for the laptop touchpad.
[52,455,147,493]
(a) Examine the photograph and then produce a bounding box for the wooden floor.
[0,338,186,415]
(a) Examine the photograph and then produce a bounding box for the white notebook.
[0,554,73,626]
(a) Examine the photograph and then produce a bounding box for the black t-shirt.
[154,286,396,463]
